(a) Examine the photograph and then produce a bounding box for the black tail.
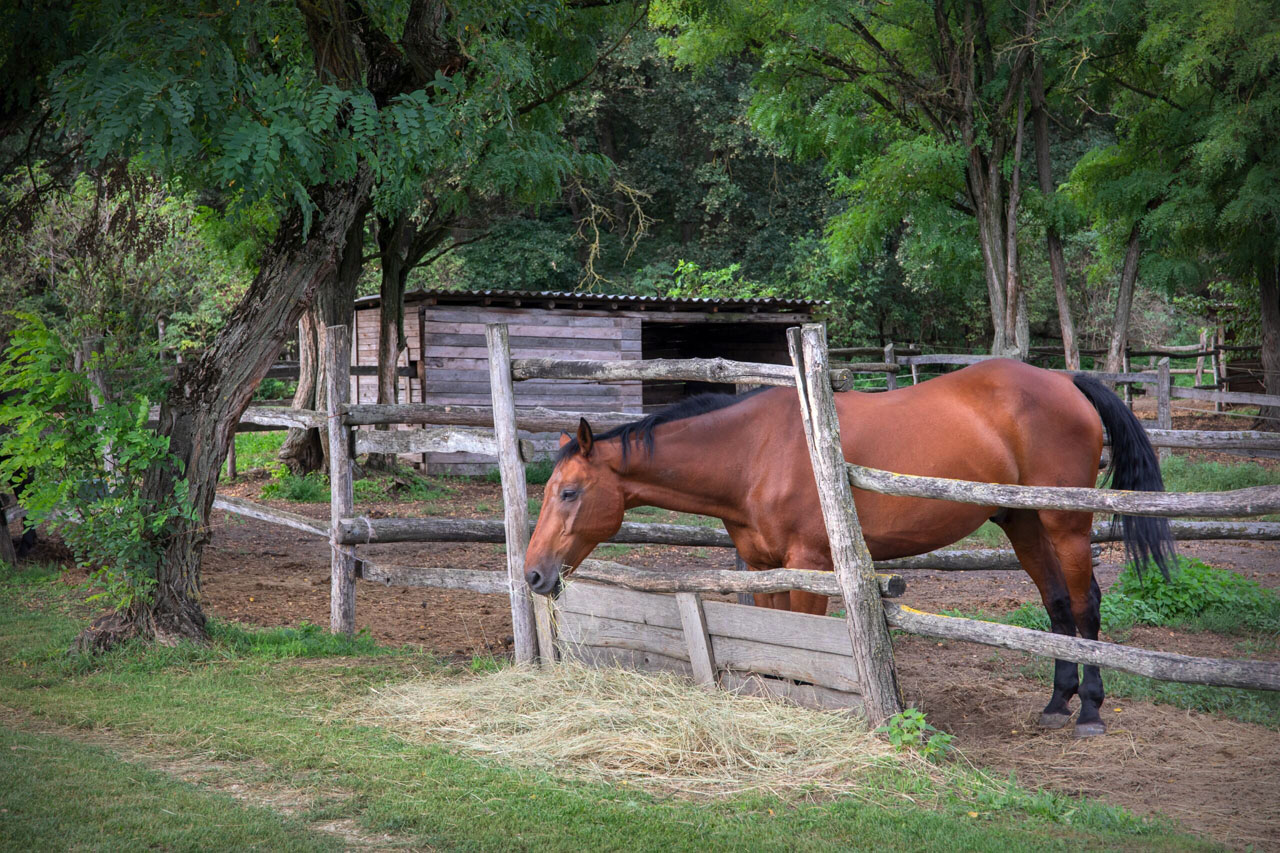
[1072,374,1176,578]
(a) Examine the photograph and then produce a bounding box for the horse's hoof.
[1039,711,1072,730]
[1074,720,1106,738]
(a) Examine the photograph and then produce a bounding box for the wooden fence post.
[1195,329,1206,386]
[883,342,897,391]
[226,437,237,480]
[787,324,903,724]
[486,323,542,664]
[324,324,357,636]
[1157,357,1172,461]
[1122,349,1132,408]
[1211,328,1224,413]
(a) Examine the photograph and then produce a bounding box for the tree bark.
[367,211,448,469]
[77,172,373,649]
[277,310,323,474]
[1257,253,1280,426]
[277,209,367,472]
[1030,59,1079,369]
[1003,90,1029,359]
[1105,223,1142,374]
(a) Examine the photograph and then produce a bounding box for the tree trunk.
[967,149,1028,359]
[277,310,323,474]
[276,210,368,472]
[1105,223,1142,374]
[368,211,450,469]
[1030,60,1080,369]
[1003,91,1029,360]
[1257,253,1280,426]
[75,172,373,650]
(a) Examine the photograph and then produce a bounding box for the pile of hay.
[348,661,909,797]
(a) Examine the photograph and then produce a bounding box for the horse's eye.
[560,488,579,502]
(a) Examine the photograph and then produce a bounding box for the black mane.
[556,388,767,466]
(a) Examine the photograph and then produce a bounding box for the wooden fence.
[145,322,1280,725]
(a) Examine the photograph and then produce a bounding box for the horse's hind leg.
[997,510,1082,731]
[1040,509,1106,738]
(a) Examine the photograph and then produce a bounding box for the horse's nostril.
[525,569,542,590]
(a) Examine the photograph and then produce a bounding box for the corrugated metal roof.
[354,288,823,314]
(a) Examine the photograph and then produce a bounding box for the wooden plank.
[846,462,1280,517]
[710,635,863,693]
[512,357,852,389]
[358,561,508,594]
[789,324,901,722]
[325,325,357,636]
[353,426,509,457]
[333,516,733,547]
[719,671,863,713]
[1171,385,1280,407]
[675,592,718,687]
[240,406,324,430]
[213,495,327,537]
[1141,429,1280,451]
[702,598,852,657]
[558,611,689,660]
[572,560,907,598]
[1094,519,1280,542]
[557,582,681,630]
[486,323,540,665]
[884,603,1280,691]
[562,643,694,678]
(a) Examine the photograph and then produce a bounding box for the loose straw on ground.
[347,660,915,798]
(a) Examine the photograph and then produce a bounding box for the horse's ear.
[576,418,594,457]
[558,431,572,449]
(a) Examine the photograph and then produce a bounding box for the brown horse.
[524,359,1174,737]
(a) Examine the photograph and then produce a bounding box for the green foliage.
[485,459,556,486]
[261,467,329,503]
[351,471,454,504]
[876,708,955,763]
[1159,456,1280,494]
[966,556,1280,636]
[0,316,191,610]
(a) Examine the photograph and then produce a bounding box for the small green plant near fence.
[485,459,556,486]
[226,431,287,474]
[260,467,329,502]
[876,708,955,763]
[980,557,1280,637]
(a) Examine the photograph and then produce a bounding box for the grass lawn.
[0,569,1216,852]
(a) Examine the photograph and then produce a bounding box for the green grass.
[624,505,726,529]
[0,578,1214,852]
[261,470,330,502]
[485,459,557,486]
[1159,456,1280,494]
[0,726,341,852]
[352,471,457,505]
[226,430,288,476]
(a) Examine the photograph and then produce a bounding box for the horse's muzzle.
[524,566,562,598]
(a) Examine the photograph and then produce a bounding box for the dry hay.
[347,661,916,797]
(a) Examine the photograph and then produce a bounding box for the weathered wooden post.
[1157,357,1172,461]
[787,324,903,724]
[1211,328,1224,413]
[324,324,357,635]
[883,342,897,391]
[675,592,717,688]
[1195,329,1207,387]
[225,436,237,480]
[1122,349,1132,407]
[485,323,543,664]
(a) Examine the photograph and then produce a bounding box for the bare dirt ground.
[24,399,1280,849]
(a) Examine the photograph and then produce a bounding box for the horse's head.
[524,418,625,596]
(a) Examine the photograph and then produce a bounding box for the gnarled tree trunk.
[277,309,323,474]
[75,172,372,650]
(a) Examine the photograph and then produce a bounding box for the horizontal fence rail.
[885,604,1280,692]
[510,356,853,389]
[846,464,1280,518]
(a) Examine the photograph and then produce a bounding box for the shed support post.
[325,324,357,635]
[788,324,903,724]
[486,323,544,664]
[1157,357,1172,461]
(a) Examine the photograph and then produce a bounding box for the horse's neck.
[609,413,752,526]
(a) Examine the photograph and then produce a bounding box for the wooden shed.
[350,289,819,472]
